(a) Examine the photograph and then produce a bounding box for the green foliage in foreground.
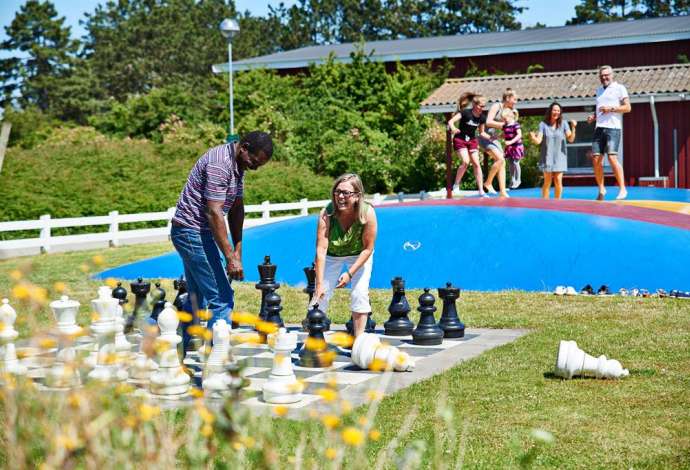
[0,127,332,224]
[0,243,689,468]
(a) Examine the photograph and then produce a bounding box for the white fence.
[0,190,443,259]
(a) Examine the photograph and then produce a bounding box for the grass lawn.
[1,242,689,468]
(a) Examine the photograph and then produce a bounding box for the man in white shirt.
[587,65,631,200]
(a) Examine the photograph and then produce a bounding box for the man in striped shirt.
[170,131,273,348]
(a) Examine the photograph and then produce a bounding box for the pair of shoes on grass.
[579,284,610,295]
[554,286,577,296]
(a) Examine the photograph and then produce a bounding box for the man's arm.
[205,198,234,260]
[226,196,245,280]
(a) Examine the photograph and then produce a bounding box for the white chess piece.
[46,295,82,388]
[351,333,415,372]
[113,302,132,353]
[87,286,128,382]
[149,302,190,397]
[555,340,629,379]
[0,298,27,377]
[129,323,159,384]
[262,328,304,404]
[202,320,233,395]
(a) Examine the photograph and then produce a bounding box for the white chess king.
[352,333,415,372]
[555,340,629,379]
[262,327,304,404]
[149,302,190,397]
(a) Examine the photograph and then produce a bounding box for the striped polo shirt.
[172,144,244,231]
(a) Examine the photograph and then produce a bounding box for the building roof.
[215,16,690,73]
[420,63,690,113]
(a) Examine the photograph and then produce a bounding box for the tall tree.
[0,0,78,110]
[568,0,689,24]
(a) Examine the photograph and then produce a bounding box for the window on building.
[564,112,623,174]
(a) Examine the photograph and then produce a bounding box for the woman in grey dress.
[528,102,577,199]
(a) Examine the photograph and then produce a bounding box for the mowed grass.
[1,243,689,468]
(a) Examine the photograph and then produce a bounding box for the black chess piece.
[126,277,150,333]
[299,303,333,368]
[255,255,280,321]
[111,282,128,306]
[345,312,377,336]
[383,276,414,336]
[303,263,316,302]
[263,288,285,328]
[172,275,188,312]
[150,282,166,322]
[412,288,444,346]
[437,282,465,338]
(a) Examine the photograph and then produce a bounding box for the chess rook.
[437,282,465,338]
[263,328,304,404]
[412,288,443,346]
[384,276,414,336]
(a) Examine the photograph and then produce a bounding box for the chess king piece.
[127,277,151,333]
[412,289,443,346]
[299,303,333,368]
[0,299,27,377]
[88,286,128,382]
[203,319,234,396]
[149,282,166,323]
[351,333,415,372]
[150,302,190,396]
[437,282,465,338]
[46,295,82,388]
[345,312,377,336]
[263,327,304,404]
[256,255,279,321]
[384,276,414,336]
[555,340,629,379]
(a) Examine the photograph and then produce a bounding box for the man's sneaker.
[580,284,594,295]
[597,285,611,295]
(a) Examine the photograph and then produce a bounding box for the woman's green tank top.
[326,202,369,257]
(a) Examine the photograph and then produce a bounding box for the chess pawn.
[88,287,128,382]
[263,289,285,328]
[263,328,303,404]
[383,277,414,336]
[172,276,188,312]
[203,320,233,396]
[412,289,443,346]
[555,340,629,379]
[437,282,465,338]
[299,303,333,368]
[346,312,377,336]
[46,296,82,388]
[149,282,166,323]
[256,255,279,321]
[351,333,415,372]
[150,302,190,396]
[0,299,27,377]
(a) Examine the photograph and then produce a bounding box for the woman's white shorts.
[316,253,373,314]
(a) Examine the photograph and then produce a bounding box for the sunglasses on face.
[334,190,357,198]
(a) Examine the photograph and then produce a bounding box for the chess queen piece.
[351,333,415,372]
[437,282,465,338]
[412,289,443,346]
[203,319,233,396]
[383,276,414,336]
[150,302,190,397]
[299,303,333,368]
[345,312,377,336]
[45,295,82,388]
[126,277,151,333]
[0,299,27,378]
[263,328,303,404]
[256,256,279,322]
[555,340,629,379]
[88,286,128,382]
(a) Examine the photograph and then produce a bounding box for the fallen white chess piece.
[555,340,629,379]
[351,333,415,372]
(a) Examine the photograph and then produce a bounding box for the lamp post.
[219,18,240,142]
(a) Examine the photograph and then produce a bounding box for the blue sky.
[2,0,580,44]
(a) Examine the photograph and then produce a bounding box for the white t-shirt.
[595,82,629,129]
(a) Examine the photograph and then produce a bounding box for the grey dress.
[538,120,569,172]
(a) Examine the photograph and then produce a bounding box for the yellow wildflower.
[29,285,48,303]
[321,350,337,364]
[308,409,319,419]
[92,255,105,266]
[366,389,384,401]
[197,309,212,321]
[11,284,30,300]
[196,405,215,424]
[255,320,278,335]
[177,311,193,323]
[186,325,206,337]
[55,434,79,451]
[273,405,288,417]
[90,311,100,322]
[321,414,340,429]
[201,424,213,438]
[139,403,161,422]
[38,338,57,349]
[9,270,22,281]
[341,427,365,447]
[115,383,134,395]
[325,447,337,460]
[358,416,369,426]
[190,387,204,398]
[53,281,67,293]
[67,392,82,409]
[153,339,171,354]
[79,263,90,273]
[123,416,138,428]
[304,336,326,351]
[316,388,338,403]
[329,331,354,348]
[369,358,388,372]
[241,436,256,448]
[232,441,243,450]
[340,400,352,414]
[326,376,338,389]
[232,311,258,325]
[369,429,381,441]
[104,277,118,289]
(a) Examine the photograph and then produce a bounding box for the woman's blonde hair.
[502,88,517,102]
[327,173,368,223]
[501,107,518,121]
[456,92,485,111]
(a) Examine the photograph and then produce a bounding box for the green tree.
[567,0,689,24]
[0,0,78,111]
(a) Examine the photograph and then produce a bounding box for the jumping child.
[501,108,525,189]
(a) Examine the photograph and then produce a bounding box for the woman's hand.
[312,284,326,306]
[336,271,352,288]
[569,120,578,128]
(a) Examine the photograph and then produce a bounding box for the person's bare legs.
[554,172,564,199]
[469,150,485,195]
[454,149,470,187]
[352,312,368,337]
[592,154,606,200]
[484,147,508,197]
[608,154,627,200]
[542,172,553,199]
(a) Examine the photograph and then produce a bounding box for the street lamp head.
[219,18,240,41]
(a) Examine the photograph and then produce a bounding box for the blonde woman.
[482,88,519,197]
[313,174,378,338]
[447,92,492,197]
